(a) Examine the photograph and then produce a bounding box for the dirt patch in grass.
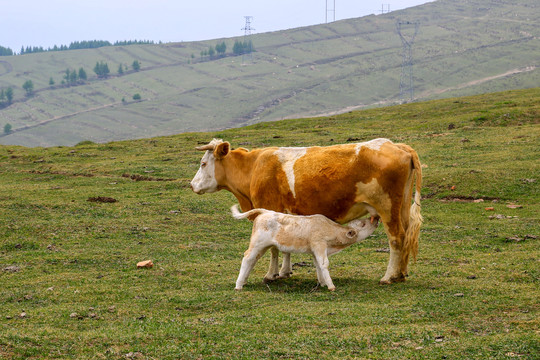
[87,196,117,203]
[121,173,174,182]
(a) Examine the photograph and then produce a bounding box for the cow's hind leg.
[380,221,407,284]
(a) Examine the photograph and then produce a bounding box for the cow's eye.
[201,162,207,168]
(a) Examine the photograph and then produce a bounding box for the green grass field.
[0,88,539,359]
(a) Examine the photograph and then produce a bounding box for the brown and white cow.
[190,138,423,284]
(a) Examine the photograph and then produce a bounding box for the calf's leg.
[278,252,292,279]
[236,243,269,290]
[263,246,280,282]
[312,249,335,291]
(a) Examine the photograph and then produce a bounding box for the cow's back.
[250,140,412,223]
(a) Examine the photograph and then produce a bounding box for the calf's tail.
[231,204,264,220]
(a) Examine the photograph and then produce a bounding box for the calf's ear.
[346,229,357,239]
[214,142,230,159]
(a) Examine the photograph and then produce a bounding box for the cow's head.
[190,139,230,194]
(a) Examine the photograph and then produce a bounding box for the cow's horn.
[195,144,215,151]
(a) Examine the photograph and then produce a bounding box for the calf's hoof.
[328,286,336,292]
[235,287,243,291]
[263,274,279,283]
[276,272,292,280]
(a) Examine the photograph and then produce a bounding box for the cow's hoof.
[379,274,406,285]
[235,287,243,291]
[328,287,336,292]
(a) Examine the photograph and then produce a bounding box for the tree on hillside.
[49,77,55,87]
[233,40,254,55]
[94,61,110,78]
[69,69,78,85]
[132,60,141,71]
[78,68,87,81]
[22,80,34,96]
[208,46,215,59]
[118,64,124,75]
[216,42,226,57]
[4,123,12,134]
[5,87,13,104]
[233,40,243,55]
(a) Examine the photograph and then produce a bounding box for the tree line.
[2,58,144,134]
[196,40,255,62]
[0,40,155,56]
[0,46,13,56]
[1,59,142,107]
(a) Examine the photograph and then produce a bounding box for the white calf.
[231,205,379,291]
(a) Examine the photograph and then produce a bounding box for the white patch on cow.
[355,138,391,155]
[274,147,307,198]
[190,150,218,194]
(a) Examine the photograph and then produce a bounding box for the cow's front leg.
[263,246,280,282]
[277,252,292,279]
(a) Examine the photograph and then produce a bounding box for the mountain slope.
[0,0,538,147]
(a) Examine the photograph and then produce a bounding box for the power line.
[396,21,419,103]
[241,16,254,64]
[326,0,335,23]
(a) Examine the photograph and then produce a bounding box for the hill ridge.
[0,0,539,147]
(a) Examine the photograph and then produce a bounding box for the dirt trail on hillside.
[415,66,537,98]
[0,61,13,76]
[0,102,121,138]
[298,66,537,120]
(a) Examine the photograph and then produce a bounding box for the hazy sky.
[2,0,434,51]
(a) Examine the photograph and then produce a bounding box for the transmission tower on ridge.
[397,21,419,103]
[326,0,335,23]
[241,16,254,64]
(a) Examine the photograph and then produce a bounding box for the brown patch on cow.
[274,229,310,252]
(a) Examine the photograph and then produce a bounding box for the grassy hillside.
[0,89,538,359]
[0,0,539,147]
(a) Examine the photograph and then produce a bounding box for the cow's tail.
[231,204,264,220]
[405,146,423,263]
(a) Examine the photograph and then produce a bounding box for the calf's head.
[346,217,379,241]
[190,139,230,194]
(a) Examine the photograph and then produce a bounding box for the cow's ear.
[346,229,357,239]
[214,141,230,159]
